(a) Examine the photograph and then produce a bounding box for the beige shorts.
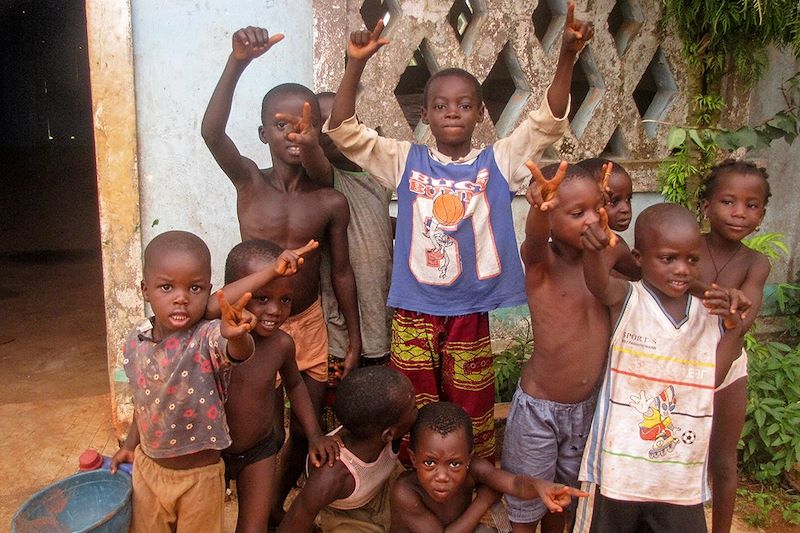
[278,298,329,384]
[130,447,224,533]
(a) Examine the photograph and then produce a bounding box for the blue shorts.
[500,384,596,524]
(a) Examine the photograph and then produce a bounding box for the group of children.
[113,3,773,532]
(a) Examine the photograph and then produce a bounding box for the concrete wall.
[132,0,314,289]
[747,47,800,284]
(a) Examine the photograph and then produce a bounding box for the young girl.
[698,159,771,533]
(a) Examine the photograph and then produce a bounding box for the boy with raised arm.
[205,239,341,532]
[574,203,743,533]
[201,26,361,519]
[500,162,617,533]
[325,3,593,460]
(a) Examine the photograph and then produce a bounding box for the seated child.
[278,366,418,533]
[391,402,587,532]
[201,26,362,517]
[110,230,255,533]
[501,161,619,533]
[324,3,594,460]
[574,203,743,533]
[205,238,341,532]
[577,157,639,279]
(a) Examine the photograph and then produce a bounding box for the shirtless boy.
[201,26,361,519]
[206,239,341,532]
[501,162,619,533]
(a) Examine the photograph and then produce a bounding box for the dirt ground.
[0,251,768,532]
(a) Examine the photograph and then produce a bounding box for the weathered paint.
[85,0,142,435]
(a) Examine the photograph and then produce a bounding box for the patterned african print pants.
[390,308,496,460]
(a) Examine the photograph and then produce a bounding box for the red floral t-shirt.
[123,318,232,458]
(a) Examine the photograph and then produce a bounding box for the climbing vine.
[658,0,800,209]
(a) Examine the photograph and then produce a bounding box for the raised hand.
[598,208,619,247]
[218,291,254,338]
[561,2,594,55]
[274,240,319,276]
[231,27,284,62]
[526,160,566,211]
[601,162,613,197]
[275,102,318,147]
[348,20,390,61]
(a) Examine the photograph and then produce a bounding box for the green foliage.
[661,0,800,85]
[742,232,790,262]
[736,486,800,528]
[493,326,532,403]
[739,337,800,482]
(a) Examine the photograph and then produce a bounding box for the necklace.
[706,239,743,283]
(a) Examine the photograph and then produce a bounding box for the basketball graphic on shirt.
[432,193,464,226]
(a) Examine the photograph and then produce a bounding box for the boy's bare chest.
[237,188,331,246]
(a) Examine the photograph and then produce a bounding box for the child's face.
[141,250,211,336]
[421,75,484,153]
[260,93,312,165]
[246,261,293,338]
[701,171,767,242]
[605,171,633,231]
[635,226,701,300]
[549,179,604,249]
[410,428,471,504]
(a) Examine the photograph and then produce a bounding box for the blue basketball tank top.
[388,144,526,315]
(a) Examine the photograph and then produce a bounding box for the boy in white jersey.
[574,203,742,532]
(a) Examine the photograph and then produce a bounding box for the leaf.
[151,219,160,227]
[688,128,705,149]
[714,130,739,150]
[732,127,759,148]
[667,127,687,150]
[769,112,798,134]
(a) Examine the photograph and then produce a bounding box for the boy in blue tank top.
[325,3,594,459]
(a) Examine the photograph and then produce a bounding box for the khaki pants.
[130,447,225,533]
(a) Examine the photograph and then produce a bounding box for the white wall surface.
[131,0,313,286]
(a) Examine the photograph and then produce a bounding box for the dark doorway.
[0,0,107,403]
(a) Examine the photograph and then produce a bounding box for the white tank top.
[579,281,721,505]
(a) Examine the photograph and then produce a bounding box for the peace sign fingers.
[218,291,254,338]
[599,207,619,247]
[601,162,613,195]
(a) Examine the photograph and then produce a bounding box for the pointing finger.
[566,2,575,28]
[602,162,613,192]
[370,19,385,41]
[294,239,319,257]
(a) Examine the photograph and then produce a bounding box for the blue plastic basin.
[11,469,132,533]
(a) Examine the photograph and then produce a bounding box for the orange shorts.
[278,298,329,384]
